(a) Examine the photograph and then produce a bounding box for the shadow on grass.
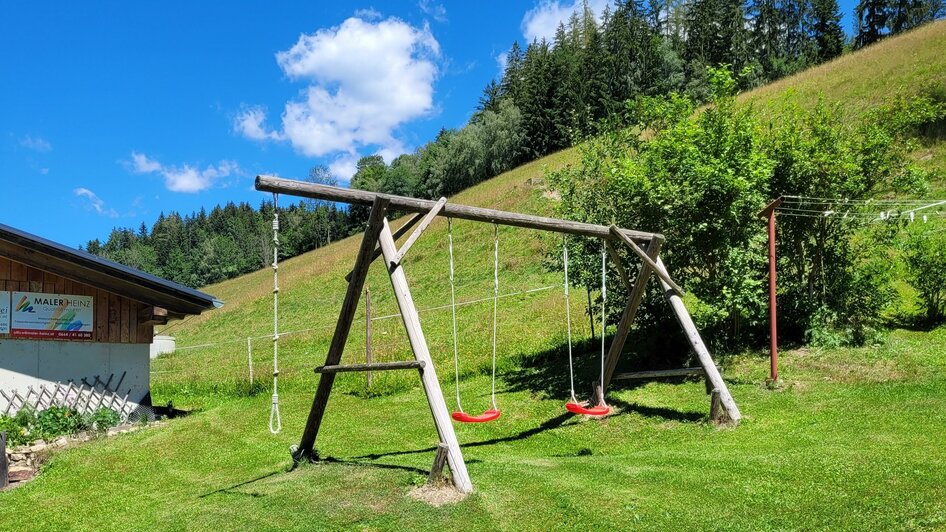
[198,470,284,498]
[352,412,576,460]
[502,332,712,424]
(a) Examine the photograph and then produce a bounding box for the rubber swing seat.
[565,402,610,417]
[452,408,501,423]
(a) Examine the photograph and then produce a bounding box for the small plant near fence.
[0,406,122,447]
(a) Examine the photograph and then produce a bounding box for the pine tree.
[854,0,891,48]
[811,0,845,61]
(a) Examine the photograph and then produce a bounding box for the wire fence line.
[151,282,564,382]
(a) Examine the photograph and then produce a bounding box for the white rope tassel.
[564,237,577,403]
[269,193,282,435]
[448,219,463,413]
[491,224,499,410]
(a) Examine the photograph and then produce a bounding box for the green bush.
[903,223,946,324]
[551,66,933,348]
[86,407,122,432]
[0,415,30,447]
[34,406,83,440]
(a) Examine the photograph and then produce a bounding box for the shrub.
[86,407,122,432]
[0,415,30,447]
[34,406,83,440]
[551,67,931,348]
[903,222,946,324]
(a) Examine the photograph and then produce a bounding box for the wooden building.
[0,223,220,411]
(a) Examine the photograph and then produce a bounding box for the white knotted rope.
[269,193,282,435]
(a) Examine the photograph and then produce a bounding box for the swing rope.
[269,193,282,435]
[564,237,577,403]
[448,219,463,413]
[448,220,501,423]
[599,243,607,403]
[563,240,610,417]
[490,224,499,410]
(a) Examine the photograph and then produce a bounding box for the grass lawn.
[2,327,946,530]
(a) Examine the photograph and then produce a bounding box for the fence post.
[1,431,8,489]
[365,287,373,389]
[247,336,254,385]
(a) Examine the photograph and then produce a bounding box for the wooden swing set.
[255,175,742,494]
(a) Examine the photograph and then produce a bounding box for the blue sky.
[1,1,860,247]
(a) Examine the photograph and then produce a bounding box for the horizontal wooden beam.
[256,175,660,243]
[612,367,719,380]
[313,361,426,374]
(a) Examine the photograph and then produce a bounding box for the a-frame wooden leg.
[654,256,742,424]
[293,198,390,463]
[601,238,663,392]
[377,218,474,494]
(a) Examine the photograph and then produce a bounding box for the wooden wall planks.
[0,252,153,344]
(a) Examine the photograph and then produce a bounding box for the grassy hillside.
[3,21,946,531]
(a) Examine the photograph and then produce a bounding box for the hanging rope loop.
[269,193,282,435]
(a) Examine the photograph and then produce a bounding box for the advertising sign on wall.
[0,291,9,334]
[10,292,94,340]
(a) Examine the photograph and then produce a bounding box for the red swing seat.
[452,408,501,423]
[565,402,610,417]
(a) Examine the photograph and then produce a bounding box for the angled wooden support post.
[391,197,447,266]
[654,257,742,425]
[293,197,390,464]
[602,237,663,391]
[377,218,474,494]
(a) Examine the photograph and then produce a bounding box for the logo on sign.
[15,295,35,313]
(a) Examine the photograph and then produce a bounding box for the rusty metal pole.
[759,198,783,383]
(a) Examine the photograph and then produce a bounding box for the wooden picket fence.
[0,373,133,422]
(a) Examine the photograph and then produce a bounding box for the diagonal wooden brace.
[610,225,683,296]
[391,197,447,266]
[345,213,423,282]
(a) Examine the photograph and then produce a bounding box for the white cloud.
[128,152,240,193]
[328,154,359,181]
[130,151,162,173]
[418,0,448,22]
[233,106,284,141]
[236,16,440,164]
[74,187,118,217]
[354,8,382,20]
[20,135,52,152]
[496,51,508,76]
[521,0,610,43]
